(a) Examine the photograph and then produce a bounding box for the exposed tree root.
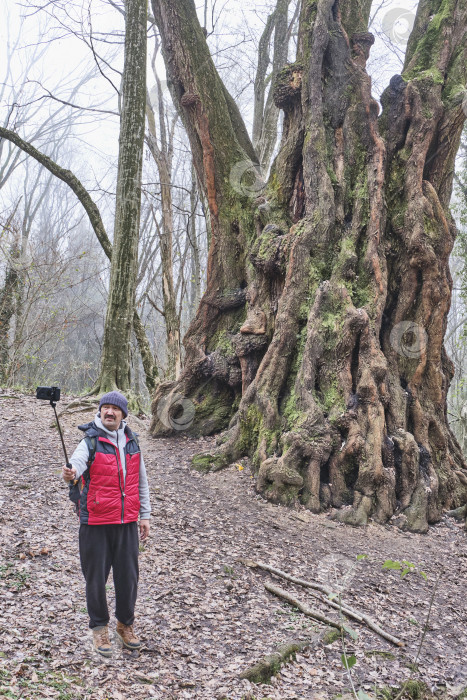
[150,0,467,532]
[446,504,467,522]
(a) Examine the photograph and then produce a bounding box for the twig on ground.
[240,558,335,595]
[264,582,343,630]
[392,571,442,700]
[239,638,313,683]
[337,592,359,699]
[241,559,404,647]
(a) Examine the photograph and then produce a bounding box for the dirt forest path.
[1,390,467,700]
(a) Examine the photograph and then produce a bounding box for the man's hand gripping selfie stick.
[36,386,77,486]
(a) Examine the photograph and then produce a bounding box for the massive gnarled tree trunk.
[150,0,467,532]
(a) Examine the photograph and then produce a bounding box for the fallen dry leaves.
[1,389,467,699]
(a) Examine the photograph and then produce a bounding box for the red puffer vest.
[77,422,141,525]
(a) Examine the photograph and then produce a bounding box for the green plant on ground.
[0,667,84,700]
[330,555,439,700]
[323,554,373,700]
[381,559,427,580]
[380,563,441,700]
[0,562,30,589]
[375,679,433,699]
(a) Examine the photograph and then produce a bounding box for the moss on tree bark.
[95,0,148,394]
[150,0,467,532]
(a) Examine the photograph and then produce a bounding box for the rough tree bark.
[150,0,467,532]
[252,0,291,171]
[96,0,147,393]
[189,163,202,314]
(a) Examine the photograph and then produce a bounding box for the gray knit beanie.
[99,391,128,418]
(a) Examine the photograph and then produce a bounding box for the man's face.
[100,404,124,431]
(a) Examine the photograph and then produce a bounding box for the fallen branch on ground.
[239,628,335,684]
[264,582,343,630]
[241,559,404,647]
[240,558,333,594]
[239,638,312,684]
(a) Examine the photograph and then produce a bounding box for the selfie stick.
[49,399,78,488]
[50,398,72,468]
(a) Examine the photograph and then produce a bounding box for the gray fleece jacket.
[69,413,151,519]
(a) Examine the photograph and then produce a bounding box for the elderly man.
[62,391,151,657]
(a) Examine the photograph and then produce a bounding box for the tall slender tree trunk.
[151,0,467,532]
[96,0,147,393]
[189,164,202,314]
[252,0,290,171]
[146,78,182,380]
[0,223,20,383]
[10,227,28,383]
[159,191,181,380]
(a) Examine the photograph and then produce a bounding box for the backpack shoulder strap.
[84,435,97,467]
[124,425,139,448]
[69,436,96,514]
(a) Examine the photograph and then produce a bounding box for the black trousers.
[79,522,139,629]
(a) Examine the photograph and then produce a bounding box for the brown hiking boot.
[92,626,112,657]
[116,621,141,650]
